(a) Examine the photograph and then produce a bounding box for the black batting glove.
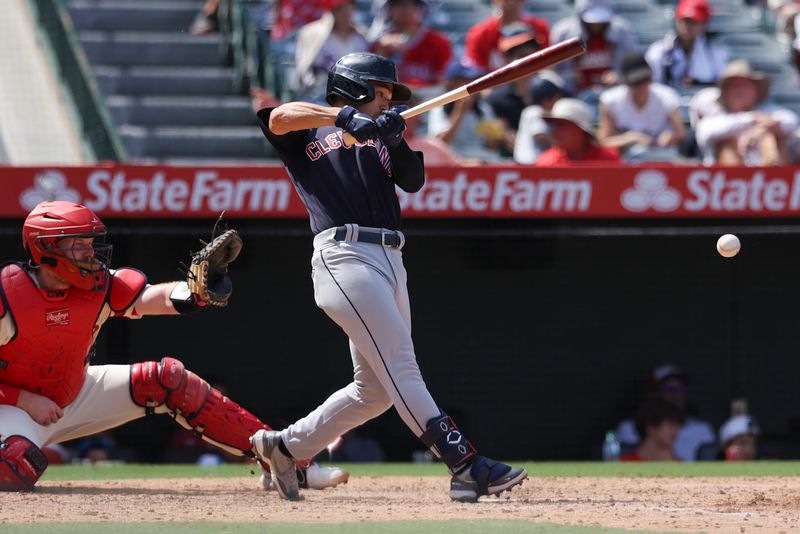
[375,105,409,149]
[336,105,379,143]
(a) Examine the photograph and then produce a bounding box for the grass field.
[5,462,800,533]
[37,460,800,480]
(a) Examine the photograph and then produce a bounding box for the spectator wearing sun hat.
[514,71,568,164]
[464,0,550,71]
[550,0,638,93]
[615,365,717,461]
[695,59,800,165]
[535,98,620,165]
[645,0,729,89]
[719,415,760,461]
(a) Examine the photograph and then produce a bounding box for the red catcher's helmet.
[23,201,112,291]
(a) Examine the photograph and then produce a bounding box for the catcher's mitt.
[186,228,243,307]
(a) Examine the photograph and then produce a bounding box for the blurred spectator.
[189,0,222,36]
[719,415,760,461]
[74,431,118,464]
[42,444,71,465]
[598,52,686,162]
[616,365,716,461]
[695,60,800,165]
[620,397,684,462]
[645,0,729,89]
[370,0,452,88]
[464,0,550,71]
[427,61,508,163]
[550,0,638,93]
[272,0,327,41]
[514,71,568,163]
[485,24,544,156]
[536,98,621,165]
[292,0,369,101]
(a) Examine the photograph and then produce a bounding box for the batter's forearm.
[269,102,340,135]
[389,141,425,192]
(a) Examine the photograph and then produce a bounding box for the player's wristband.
[169,281,207,314]
[0,383,22,406]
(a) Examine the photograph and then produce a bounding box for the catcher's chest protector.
[0,263,107,407]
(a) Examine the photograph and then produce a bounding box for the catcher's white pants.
[0,365,164,447]
[281,226,440,460]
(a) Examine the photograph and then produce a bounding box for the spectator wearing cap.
[615,365,716,461]
[514,71,568,164]
[695,59,800,165]
[427,61,508,163]
[550,0,638,93]
[464,0,550,71]
[620,398,685,462]
[645,0,729,89]
[598,52,687,162]
[535,98,621,165]
[292,0,369,102]
[370,0,452,88]
[484,25,544,157]
[719,415,760,461]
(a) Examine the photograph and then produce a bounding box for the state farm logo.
[621,170,681,213]
[45,308,70,327]
[20,170,81,210]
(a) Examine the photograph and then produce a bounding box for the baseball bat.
[342,36,586,146]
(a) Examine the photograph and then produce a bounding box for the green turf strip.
[40,460,800,481]
[0,521,682,534]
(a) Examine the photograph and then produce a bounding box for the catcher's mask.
[326,53,413,105]
[23,201,112,291]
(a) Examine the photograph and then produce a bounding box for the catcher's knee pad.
[420,413,477,472]
[0,435,48,491]
[130,357,270,456]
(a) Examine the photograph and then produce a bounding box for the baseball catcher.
[0,201,348,491]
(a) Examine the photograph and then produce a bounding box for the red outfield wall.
[2,164,799,218]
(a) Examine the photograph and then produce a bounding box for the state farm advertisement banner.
[2,164,800,218]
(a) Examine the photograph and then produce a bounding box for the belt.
[333,226,402,248]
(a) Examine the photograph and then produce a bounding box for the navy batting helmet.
[326,53,412,105]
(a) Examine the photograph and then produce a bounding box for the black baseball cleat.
[449,456,528,503]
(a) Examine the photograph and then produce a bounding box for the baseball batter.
[251,52,527,502]
[0,200,347,491]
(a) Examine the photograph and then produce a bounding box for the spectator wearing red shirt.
[273,0,327,40]
[536,98,620,165]
[464,0,550,71]
[550,0,637,93]
[370,0,452,88]
[620,398,684,462]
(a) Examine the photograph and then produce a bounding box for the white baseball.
[716,234,741,258]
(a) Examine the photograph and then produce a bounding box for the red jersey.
[0,263,146,407]
[372,29,452,88]
[272,0,325,41]
[536,144,620,165]
[620,451,642,462]
[465,15,550,70]
[575,35,614,90]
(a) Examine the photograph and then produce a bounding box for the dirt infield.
[4,476,800,532]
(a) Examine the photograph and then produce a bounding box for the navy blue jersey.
[258,108,419,234]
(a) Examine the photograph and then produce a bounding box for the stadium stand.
[67,0,268,163]
[0,0,87,164]
[24,0,793,163]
